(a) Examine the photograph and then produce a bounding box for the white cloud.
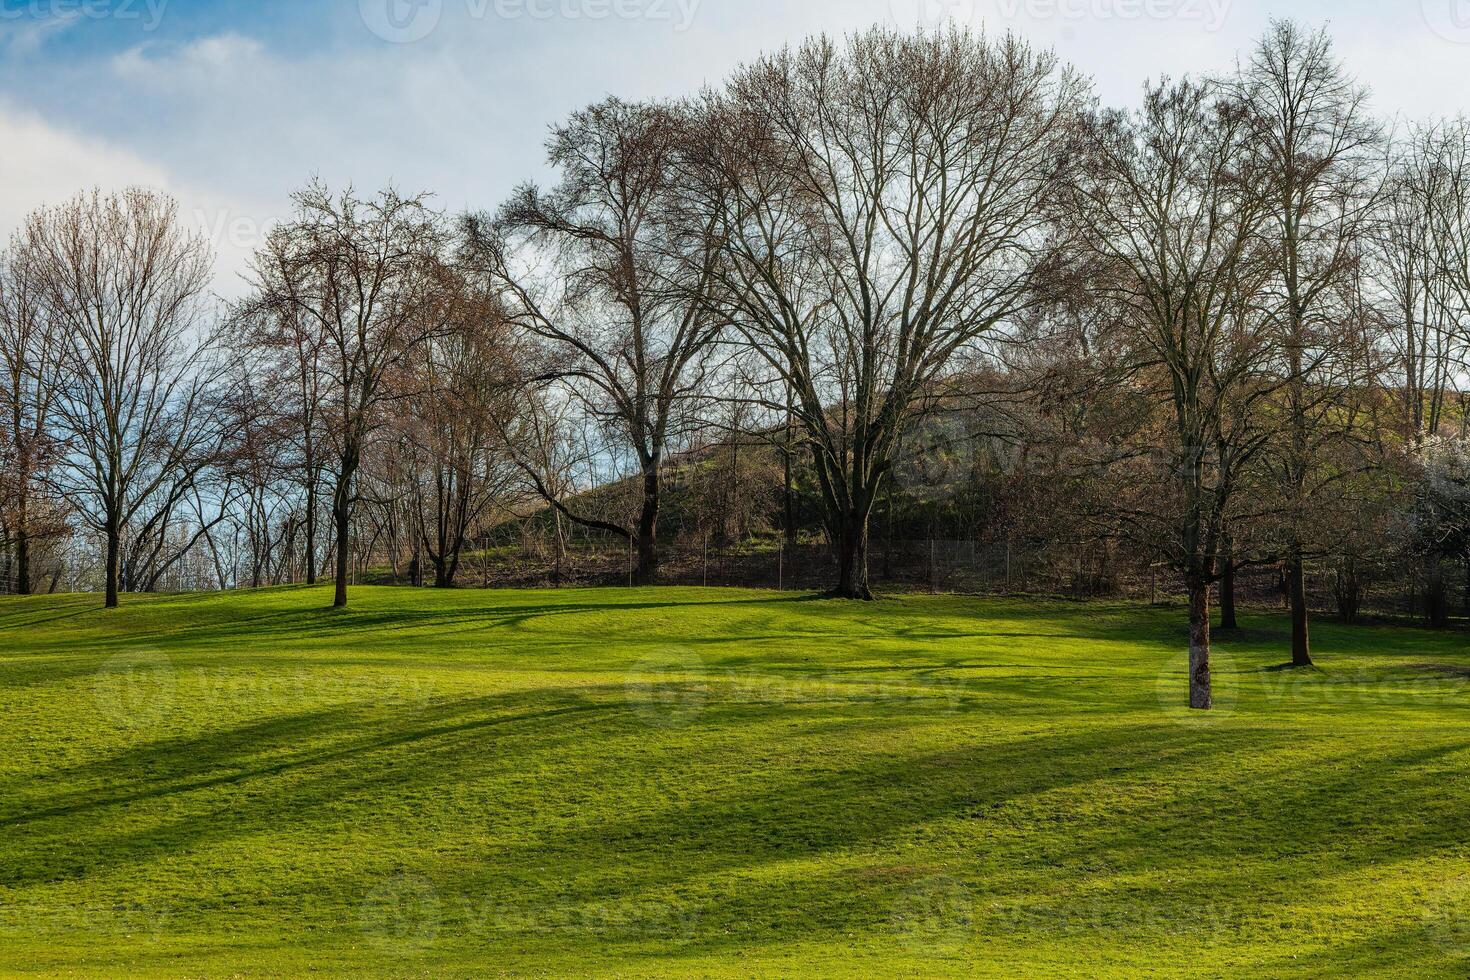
[4,1,1470,302]
[111,32,267,82]
[0,11,81,56]
[0,103,278,299]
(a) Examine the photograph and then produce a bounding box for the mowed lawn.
[0,587,1468,977]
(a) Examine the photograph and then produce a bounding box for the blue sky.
[2,0,1468,295]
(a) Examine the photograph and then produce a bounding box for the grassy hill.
[1,586,1468,977]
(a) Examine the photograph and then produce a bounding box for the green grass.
[1,586,1468,977]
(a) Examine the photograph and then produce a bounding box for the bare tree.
[686,28,1086,598]
[234,295,332,585]
[467,98,723,584]
[1424,119,1470,396]
[0,240,62,595]
[1230,20,1385,667]
[1375,122,1468,438]
[1067,77,1277,709]
[245,183,453,608]
[20,188,220,608]
[401,289,519,588]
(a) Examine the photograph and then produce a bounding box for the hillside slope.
[1,587,1467,976]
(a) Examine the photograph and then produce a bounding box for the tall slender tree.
[1231,20,1384,667]
[1068,78,1278,709]
[468,98,724,584]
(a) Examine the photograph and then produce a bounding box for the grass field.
[1,586,1468,977]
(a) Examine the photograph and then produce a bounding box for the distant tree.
[19,188,222,608]
[245,183,453,608]
[402,288,520,588]
[0,241,62,595]
[234,292,331,585]
[1375,121,1469,439]
[1230,20,1385,667]
[1410,437,1470,626]
[467,98,724,584]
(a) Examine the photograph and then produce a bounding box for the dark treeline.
[3,22,1470,709]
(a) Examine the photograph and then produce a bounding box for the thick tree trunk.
[104,521,121,609]
[331,452,357,609]
[15,527,30,597]
[1287,546,1313,667]
[333,506,350,608]
[635,466,659,585]
[1188,579,1212,711]
[305,480,318,586]
[832,517,873,601]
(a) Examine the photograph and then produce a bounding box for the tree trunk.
[331,452,358,609]
[1219,534,1237,631]
[333,507,350,608]
[832,516,873,601]
[1287,545,1313,667]
[636,465,659,585]
[15,527,31,596]
[552,510,566,586]
[1335,558,1362,624]
[783,408,797,547]
[1463,558,1469,617]
[1427,562,1450,629]
[305,479,318,586]
[104,521,121,609]
[1188,579,1212,711]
